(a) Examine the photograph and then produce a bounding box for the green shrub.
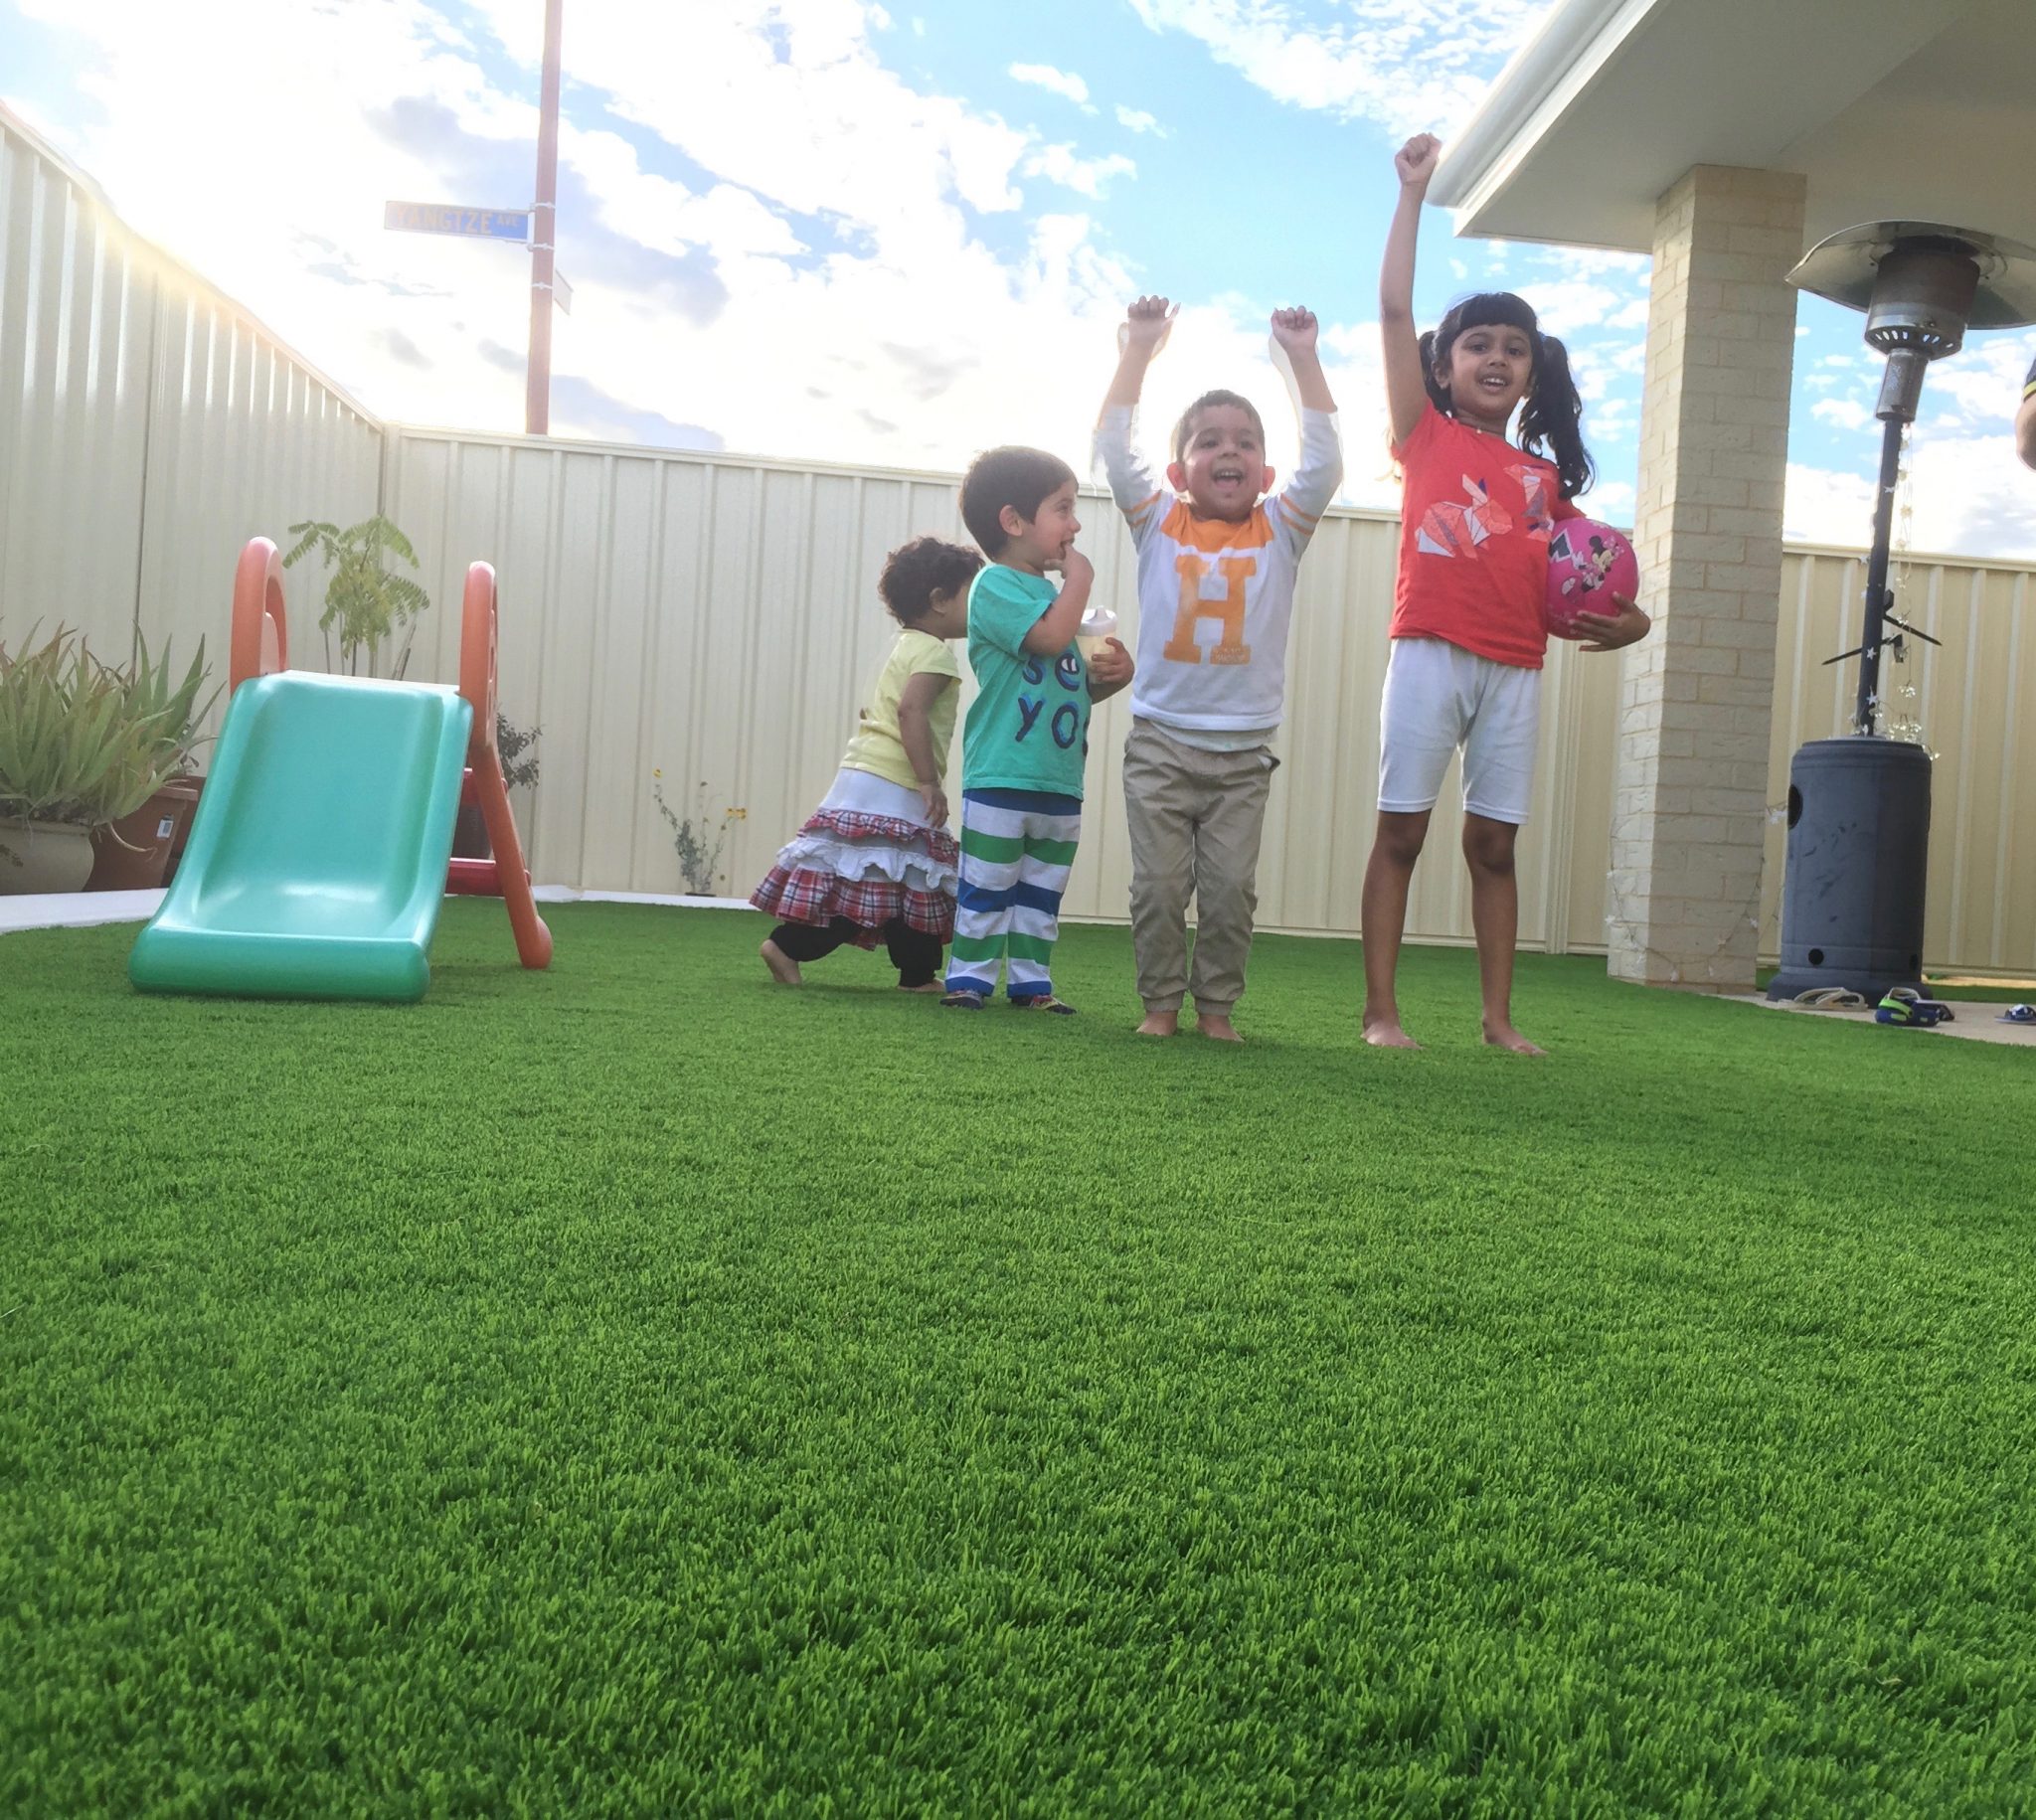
[0,627,214,828]
[282,516,430,678]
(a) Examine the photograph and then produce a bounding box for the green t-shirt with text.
[960,563,1091,799]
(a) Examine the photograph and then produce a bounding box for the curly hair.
[877,536,982,625]
[959,446,1076,556]
[1420,291,1597,499]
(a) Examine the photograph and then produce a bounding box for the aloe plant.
[0,627,213,828]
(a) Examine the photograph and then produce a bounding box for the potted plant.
[85,630,219,891]
[0,627,213,895]
[653,771,745,896]
[453,714,540,860]
[280,515,431,678]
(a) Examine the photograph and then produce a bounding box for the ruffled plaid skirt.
[750,769,958,945]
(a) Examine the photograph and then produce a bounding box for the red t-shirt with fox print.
[1389,403,1582,671]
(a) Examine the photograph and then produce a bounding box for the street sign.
[552,269,574,316]
[383,201,530,242]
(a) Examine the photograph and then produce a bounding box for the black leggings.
[768,916,943,988]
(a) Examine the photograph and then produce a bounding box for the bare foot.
[1482,1021,1546,1056]
[899,981,945,993]
[1135,1011,1179,1038]
[1197,1013,1244,1044]
[1363,1014,1421,1050]
[760,939,801,986]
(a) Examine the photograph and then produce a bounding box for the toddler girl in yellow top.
[751,537,981,989]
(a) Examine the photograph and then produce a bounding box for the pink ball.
[1545,519,1638,640]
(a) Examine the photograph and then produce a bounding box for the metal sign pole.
[526,0,565,435]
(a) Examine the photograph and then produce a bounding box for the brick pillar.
[1608,166,1806,990]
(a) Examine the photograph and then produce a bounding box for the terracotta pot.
[158,776,205,886]
[86,783,201,891]
[0,818,96,895]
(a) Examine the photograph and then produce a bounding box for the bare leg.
[1135,1009,1180,1037]
[760,939,802,986]
[1462,812,1543,1055]
[1361,809,1430,1048]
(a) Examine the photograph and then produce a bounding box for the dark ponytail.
[1516,332,1595,500]
[1423,292,1598,499]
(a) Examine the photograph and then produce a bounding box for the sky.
[5,0,2035,562]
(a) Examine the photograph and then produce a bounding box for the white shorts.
[1377,637,1542,826]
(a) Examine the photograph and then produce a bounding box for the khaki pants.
[1122,719,1276,1015]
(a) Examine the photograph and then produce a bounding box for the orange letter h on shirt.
[1164,553,1255,665]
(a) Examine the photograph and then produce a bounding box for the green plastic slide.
[130,674,474,1002]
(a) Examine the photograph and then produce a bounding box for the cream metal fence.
[382,429,2034,976]
[6,102,2031,974]
[1,105,380,722]
[382,428,1620,949]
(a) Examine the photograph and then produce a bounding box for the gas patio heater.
[1765,221,2036,1004]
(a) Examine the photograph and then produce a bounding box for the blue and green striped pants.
[944,787,1082,1001]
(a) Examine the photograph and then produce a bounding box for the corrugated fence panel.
[1768,549,2036,976]
[1,105,382,746]
[386,428,2036,974]
[383,429,1639,945]
[135,296,381,706]
[1,113,154,659]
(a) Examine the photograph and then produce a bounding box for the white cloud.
[1591,479,1635,522]
[1123,0,1546,136]
[1022,143,1137,200]
[18,0,1179,467]
[1788,430,2036,563]
[1783,463,1877,549]
[1009,63,1095,111]
[1113,104,1165,136]
[1810,397,1873,433]
[564,125,803,262]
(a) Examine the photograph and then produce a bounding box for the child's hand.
[1270,306,1319,356]
[918,780,949,829]
[1395,133,1442,190]
[1119,295,1177,357]
[1572,594,1652,653]
[1048,547,1096,586]
[1086,635,1133,691]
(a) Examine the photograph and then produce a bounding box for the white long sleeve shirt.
[1094,404,1342,742]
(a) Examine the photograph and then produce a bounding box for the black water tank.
[1766,737,1932,1002]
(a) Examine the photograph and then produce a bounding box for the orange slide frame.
[226,538,551,970]
[452,562,553,969]
[229,536,290,690]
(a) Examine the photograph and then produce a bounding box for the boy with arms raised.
[1095,298,1343,1041]
[941,447,1134,1014]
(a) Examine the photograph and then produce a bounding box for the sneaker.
[1010,995,1077,1015]
[940,990,985,1010]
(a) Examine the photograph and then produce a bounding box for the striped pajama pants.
[944,787,1083,1001]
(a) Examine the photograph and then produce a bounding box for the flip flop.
[1876,989,1953,1028]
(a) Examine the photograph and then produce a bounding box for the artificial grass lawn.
[4,903,2035,1815]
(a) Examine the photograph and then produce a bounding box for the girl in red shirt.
[1365,133,1651,1054]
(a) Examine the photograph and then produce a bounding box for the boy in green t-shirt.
[942,446,1133,1013]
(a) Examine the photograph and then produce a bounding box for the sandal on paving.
[940,990,985,1010]
[1011,995,1078,1015]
